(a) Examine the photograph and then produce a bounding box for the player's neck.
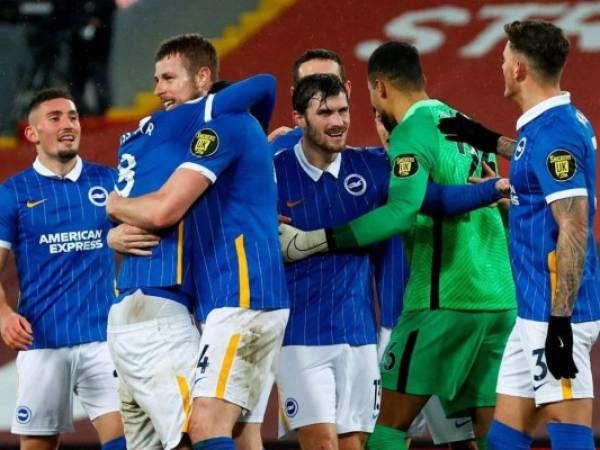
[37,153,78,177]
[515,81,562,114]
[392,90,429,124]
[301,138,338,170]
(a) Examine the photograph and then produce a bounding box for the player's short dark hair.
[504,20,569,82]
[367,41,424,92]
[27,87,74,117]
[292,48,347,86]
[155,33,219,81]
[292,73,348,115]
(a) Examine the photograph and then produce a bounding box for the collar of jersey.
[401,99,444,124]
[516,92,571,130]
[294,140,341,181]
[33,156,83,181]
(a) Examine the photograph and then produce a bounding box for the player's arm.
[211,74,276,132]
[437,112,515,159]
[107,224,161,256]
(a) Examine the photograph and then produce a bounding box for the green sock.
[475,437,488,450]
[366,424,408,450]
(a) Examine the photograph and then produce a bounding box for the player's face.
[302,92,350,153]
[374,110,389,151]
[502,42,519,99]
[154,53,202,110]
[368,80,396,133]
[26,98,80,162]
[296,59,351,95]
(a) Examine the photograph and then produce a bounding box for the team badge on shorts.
[344,174,367,196]
[547,149,576,181]
[88,186,109,206]
[16,406,32,424]
[190,129,219,158]
[284,398,298,417]
[393,154,419,178]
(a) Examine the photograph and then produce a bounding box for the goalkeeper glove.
[437,113,502,154]
[279,224,329,263]
[545,315,578,380]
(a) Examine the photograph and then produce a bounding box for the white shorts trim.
[496,317,600,406]
[11,342,119,435]
[192,307,288,411]
[277,344,380,437]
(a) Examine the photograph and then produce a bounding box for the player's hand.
[468,161,510,199]
[545,315,578,379]
[268,126,293,143]
[279,223,328,263]
[438,113,502,154]
[108,224,160,256]
[0,306,33,350]
[278,214,292,224]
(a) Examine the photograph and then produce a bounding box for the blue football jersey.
[0,158,116,349]
[276,143,407,345]
[509,93,600,322]
[178,112,289,317]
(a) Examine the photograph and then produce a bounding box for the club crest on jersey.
[88,186,109,206]
[393,154,419,178]
[16,406,31,424]
[285,398,298,417]
[547,149,576,181]
[190,129,219,158]
[344,174,367,196]
[514,137,527,160]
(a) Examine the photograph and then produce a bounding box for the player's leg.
[233,373,275,450]
[12,348,74,450]
[106,292,201,450]
[188,307,288,449]
[338,432,366,450]
[277,345,339,450]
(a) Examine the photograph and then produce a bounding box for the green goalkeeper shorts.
[380,308,516,417]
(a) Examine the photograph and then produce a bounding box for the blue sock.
[547,422,594,449]
[487,419,532,449]
[101,435,127,450]
[192,436,236,450]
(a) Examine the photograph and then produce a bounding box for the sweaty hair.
[504,20,569,82]
[27,87,74,117]
[292,73,348,115]
[367,41,424,92]
[155,33,219,81]
[292,48,347,86]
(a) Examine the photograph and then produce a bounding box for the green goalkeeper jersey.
[333,99,515,311]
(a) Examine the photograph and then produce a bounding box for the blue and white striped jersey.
[179,112,289,317]
[275,143,405,345]
[509,93,600,323]
[0,158,116,349]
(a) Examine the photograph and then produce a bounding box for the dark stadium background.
[1,0,599,447]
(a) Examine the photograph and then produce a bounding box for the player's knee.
[547,423,594,450]
[486,420,532,449]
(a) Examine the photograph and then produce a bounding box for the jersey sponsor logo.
[26,199,47,208]
[88,186,109,207]
[284,398,298,417]
[286,198,304,208]
[191,129,219,158]
[16,406,31,424]
[344,174,367,196]
[514,137,527,161]
[547,149,576,181]
[39,229,104,254]
[392,154,419,178]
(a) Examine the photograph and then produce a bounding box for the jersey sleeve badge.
[393,154,419,178]
[546,149,576,181]
[190,128,219,158]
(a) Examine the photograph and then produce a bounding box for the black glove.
[545,315,578,380]
[437,113,502,154]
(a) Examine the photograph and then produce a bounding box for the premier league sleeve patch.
[393,154,419,178]
[190,128,219,158]
[546,149,576,181]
